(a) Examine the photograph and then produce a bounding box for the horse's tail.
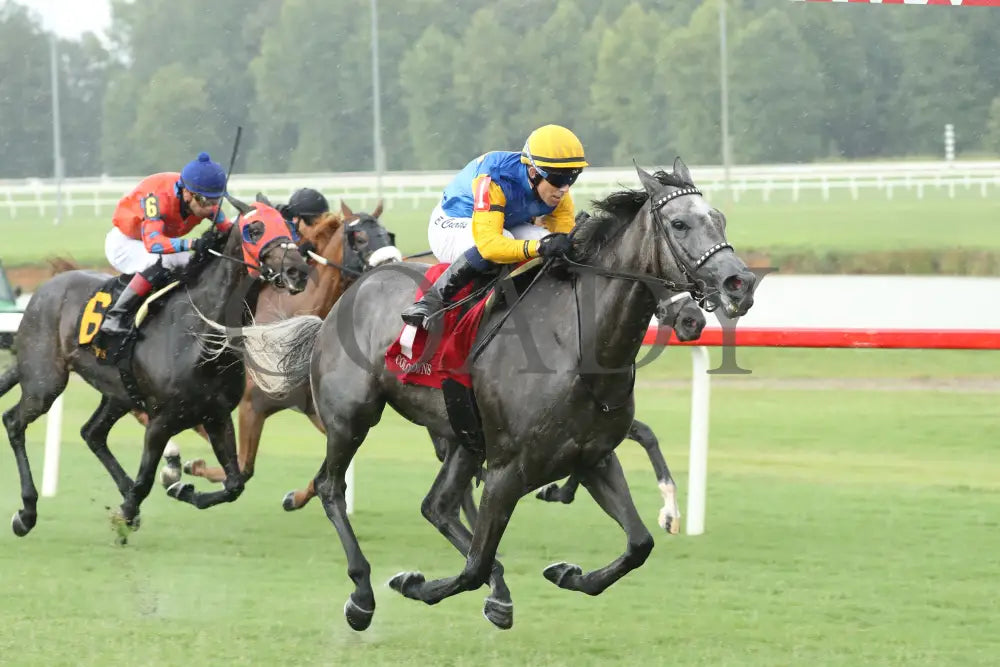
[192,311,324,398]
[0,366,19,400]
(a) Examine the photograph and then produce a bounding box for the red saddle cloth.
[385,263,490,389]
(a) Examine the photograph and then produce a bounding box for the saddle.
[387,258,546,455]
[76,273,182,409]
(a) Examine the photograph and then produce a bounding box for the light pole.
[370,0,384,200]
[719,0,731,203]
[49,34,64,225]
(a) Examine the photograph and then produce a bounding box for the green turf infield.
[1,346,998,665]
[1,188,996,267]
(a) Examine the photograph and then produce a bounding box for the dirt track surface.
[7,262,112,291]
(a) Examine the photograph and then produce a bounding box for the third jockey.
[401,124,588,328]
[100,151,231,336]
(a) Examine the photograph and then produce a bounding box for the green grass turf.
[1,348,999,664]
[1,187,996,266]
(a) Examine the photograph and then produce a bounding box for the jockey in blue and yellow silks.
[401,124,588,328]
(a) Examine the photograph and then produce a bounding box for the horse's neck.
[268,233,348,319]
[584,214,660,371]
[186,229,258,325]
[309,233,350,313]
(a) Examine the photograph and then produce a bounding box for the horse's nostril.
[683,318,697,329]
[723,275,745,293]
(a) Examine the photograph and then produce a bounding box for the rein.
[207,241,298,287]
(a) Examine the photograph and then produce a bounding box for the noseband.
[648,187,733,310]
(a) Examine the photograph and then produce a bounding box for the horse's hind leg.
[630,418,681,534]
[418,441,512,628]
[389,463,522,617]
[80,397,133,497]
[166,414,245,509]
[543,452,654,596]
[429,433,478,527]
[4,368,68,537]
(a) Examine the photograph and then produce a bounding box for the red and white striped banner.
[792,0,1000,5]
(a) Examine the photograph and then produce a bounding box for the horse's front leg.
[117,415,177,542]
[535,474,581,504]
[166,413,245,509]
[543,452,654,596]
[629,419,680,534]
[389,462,522,617]
[281,409,326,511]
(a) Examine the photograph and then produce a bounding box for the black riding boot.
[401,254,484,329]
[99,261,170,336]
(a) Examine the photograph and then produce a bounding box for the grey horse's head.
[635,157,756,317]
[656,294,706,342]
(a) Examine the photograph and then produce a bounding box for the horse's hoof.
[658,509,681,535]
[158,463,182,488]
[483,596,513,630]
[343,595,374,632]
[543,562,582,590]
[110,510,140,545]
[281,491,300,512]
[182,458,205,476]
[10,510,34,537]
[535,484,560,502]
[166,481,195,502]
[388,571,425,599]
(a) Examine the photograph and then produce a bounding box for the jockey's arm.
[139,195,190,254]
[470,176,540,263]
[539,190,575,234]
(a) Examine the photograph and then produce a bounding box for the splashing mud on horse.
[223,158,756,630]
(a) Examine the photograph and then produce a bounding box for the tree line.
[2,0,999,179]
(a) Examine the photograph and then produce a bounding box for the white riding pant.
[427,202,549,263]
[105,227,193,274]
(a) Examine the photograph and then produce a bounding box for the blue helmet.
[180,152,227,198]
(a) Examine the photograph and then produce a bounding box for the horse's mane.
[175,224,230,283]
[573,170,694,258]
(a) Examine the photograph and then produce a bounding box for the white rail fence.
[2,160,999,218]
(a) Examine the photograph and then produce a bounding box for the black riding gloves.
[189,237,211,255]
[537,233,573,259]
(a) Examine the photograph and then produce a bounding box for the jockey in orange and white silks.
[100,152,231,336]
[401,124,588,329]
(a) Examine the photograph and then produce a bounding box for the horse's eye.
[670,219,688,231]
[354,231,369,245]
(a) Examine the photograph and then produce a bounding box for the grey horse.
[230,158,756,630]
[535,292,707,533]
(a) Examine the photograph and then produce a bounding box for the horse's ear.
[633,159,661,195]
[672,156,693,185]
[372,199,384,219]
[226,193,252,215]
[340,200,353,218]
[254,191,273,206]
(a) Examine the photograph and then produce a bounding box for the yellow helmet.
[520,125,589,170]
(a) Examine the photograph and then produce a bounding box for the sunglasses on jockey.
[191,191,222,207]
[522,146,583,189]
